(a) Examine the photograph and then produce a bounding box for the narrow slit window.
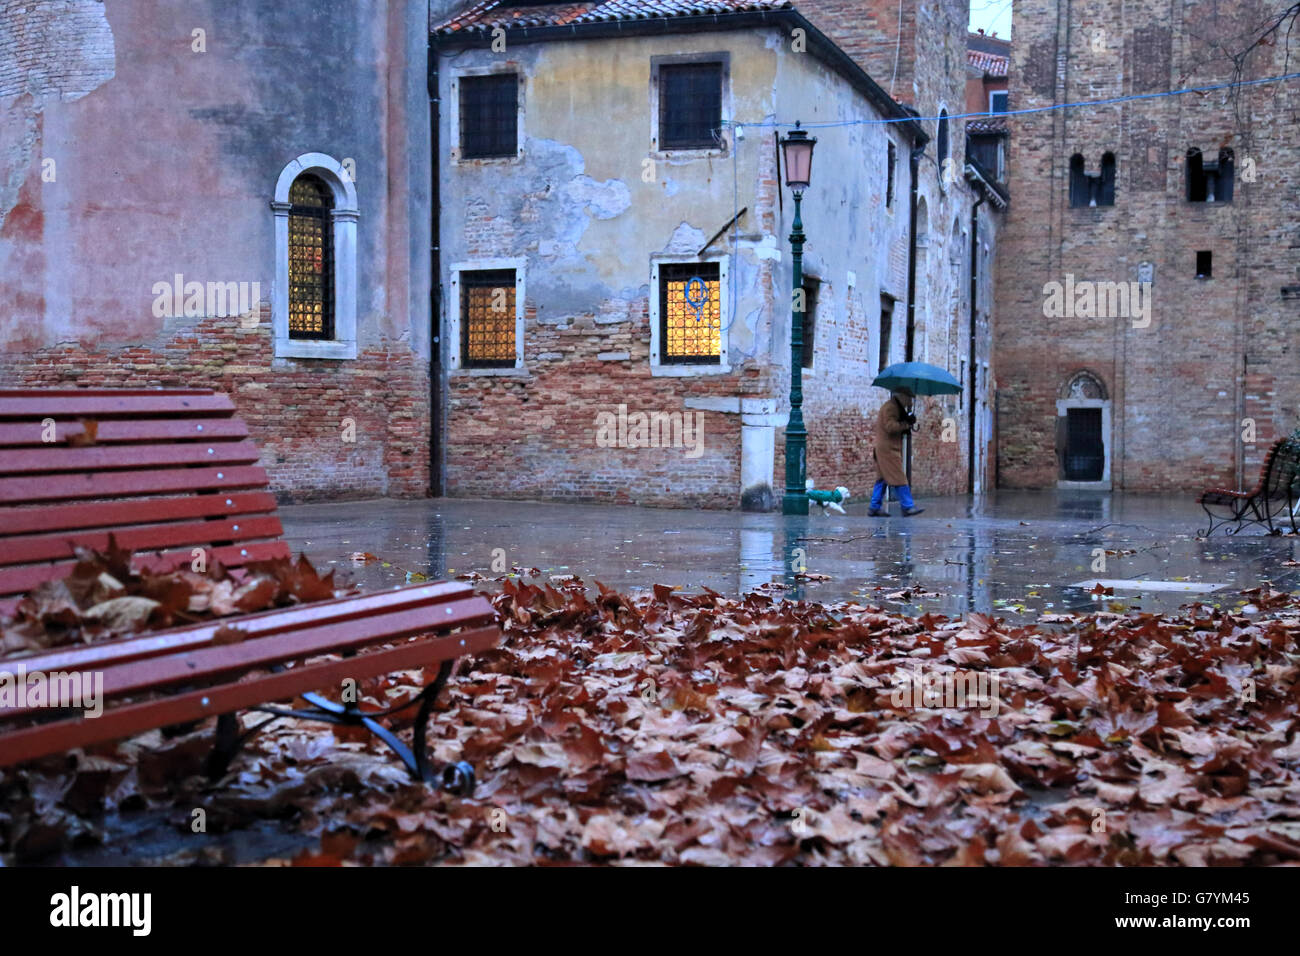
[879,295,894,372]
[659,62,723,150]
[659,262,721,364]
[461,269,518,367]
[288,174,333,340]
[460,73,518,159]
[801,277,820,370]
[886,141,897,209]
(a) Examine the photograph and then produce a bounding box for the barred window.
[288,174,333,339]
[659,263,721,364]
[460,269,517,368]
[460,73,518,159]
[659,62,722,150]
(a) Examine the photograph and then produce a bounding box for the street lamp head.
[780,121,817,196]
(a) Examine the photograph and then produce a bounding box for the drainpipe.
[905,145,922,362]
[904,143,923,483]
[967,192,986,492]
[428,40,443,497]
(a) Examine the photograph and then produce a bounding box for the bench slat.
[0,394,235,418]
[0,540,291,599]
[87,596,494,703]
[0,625,500,768]
[8,581,476,674]
[0,464,273,504]
[0,492,278,536]
[0,418,249,447]
[2,514,285,564]
[1,440,261,475]
[0,594,493,721]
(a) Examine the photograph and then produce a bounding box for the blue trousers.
[870,479,915,510]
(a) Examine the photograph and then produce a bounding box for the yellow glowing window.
[461,269,517,367]
[659,263,721,364]
[288,175,333,339]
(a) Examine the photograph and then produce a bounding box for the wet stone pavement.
[279,490,1300,622]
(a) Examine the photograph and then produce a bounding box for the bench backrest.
[0,388,289,611]
[1264,437,1300,500]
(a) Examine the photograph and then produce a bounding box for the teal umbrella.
[872,361,962,396]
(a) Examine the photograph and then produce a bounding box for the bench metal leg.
[202,660,475,793]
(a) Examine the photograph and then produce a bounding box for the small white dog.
[805,479,851,515]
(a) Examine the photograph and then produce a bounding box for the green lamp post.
[780,122,817,516]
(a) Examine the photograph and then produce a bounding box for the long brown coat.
[873,395,913,487]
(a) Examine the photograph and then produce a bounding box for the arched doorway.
[1056,370,1111,488]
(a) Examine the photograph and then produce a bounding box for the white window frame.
[650,256,730,376]
[650,52,732,160]
[450,66,525,166]
[271,152,358,360]
[989,90,1008,113]
[448,257,526,376]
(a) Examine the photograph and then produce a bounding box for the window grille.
[461,269,517,367]
[461,73,518,159]
[659,63,723,150]
[288,175,333,339]
[659,263,721,363]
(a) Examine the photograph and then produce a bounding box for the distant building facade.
[1,0,1004,508]
[433,0,1005,508]
[996,0,1300,492]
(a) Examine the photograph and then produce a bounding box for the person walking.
[869,388,924,516]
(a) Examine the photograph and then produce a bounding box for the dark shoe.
[868,508,889,517]
[902,506,925,516]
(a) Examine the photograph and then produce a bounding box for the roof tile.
[434,0,794,34]
[967,49,1008,77]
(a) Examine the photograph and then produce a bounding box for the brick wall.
[997,0,1300,491]
[0,308,431,502]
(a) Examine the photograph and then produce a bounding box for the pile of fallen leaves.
[3,572,1300,866]
[1,538,353,657]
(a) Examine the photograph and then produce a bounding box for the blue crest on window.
[685,276,710,322]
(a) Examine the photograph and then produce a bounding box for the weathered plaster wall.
[438,25,938,508]
[793,0,997,497]
[768,35,915,499]
[440,29,784,507]
[0,0,433,500]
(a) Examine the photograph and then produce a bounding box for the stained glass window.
[659,263,721,364]
[461,269,517,367]
[288,175,333,340]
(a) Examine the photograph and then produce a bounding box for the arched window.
[287,175,333,340]
[1099,152,1116,206]
[1069,154,1089,207]
[936,109,950,166]
[1186,147,1233,202]
[1070,153,1116,207]
[271,153,358,359]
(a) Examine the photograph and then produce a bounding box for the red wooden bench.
[0,388,289,614]
[1198,437,1300,536]
[0,388,499,790]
